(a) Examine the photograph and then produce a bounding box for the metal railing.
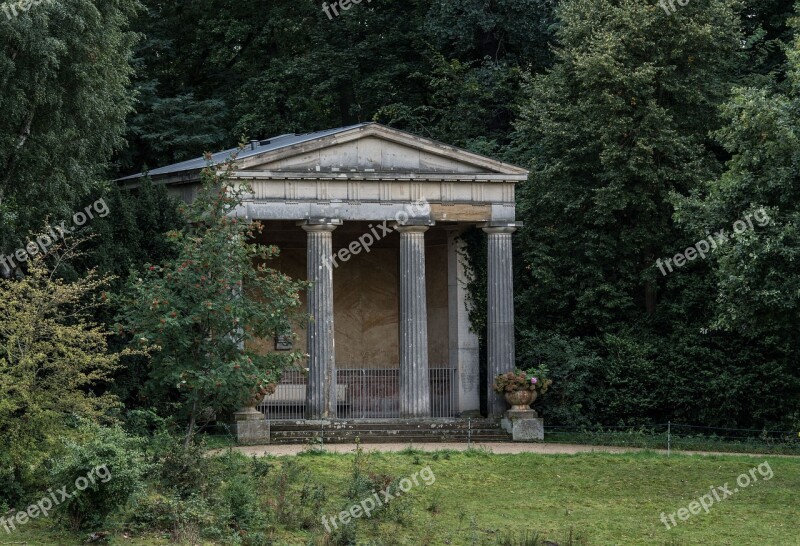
[258,367,457,419]
[257,369,307,419]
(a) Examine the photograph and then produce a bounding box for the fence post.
[468,417,472,449]
[667,421,671,456]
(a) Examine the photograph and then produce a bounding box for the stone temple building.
[120,123,528,440]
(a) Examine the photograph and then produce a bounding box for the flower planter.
[504,389,537,410]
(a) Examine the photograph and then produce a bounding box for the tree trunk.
[184,400,198,450]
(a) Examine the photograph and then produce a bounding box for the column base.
[231,407,270,445]
[500,410,543,442]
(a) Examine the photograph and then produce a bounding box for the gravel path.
[217,442,795,458]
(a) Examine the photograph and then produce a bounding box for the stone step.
[270,419,501,432]
[270,435,511,445]
[270,430,505,439]
[264,418,514,444]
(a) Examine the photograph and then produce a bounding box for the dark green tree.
[673,6,800,427]
[512,0,748,425]
[0,0,140,272]
[118,158,307,446]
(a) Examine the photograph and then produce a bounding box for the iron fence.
[258,367,457,419]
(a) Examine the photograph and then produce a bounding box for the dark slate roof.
[116,123,372,181]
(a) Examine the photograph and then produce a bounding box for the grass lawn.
[8,449,799,545]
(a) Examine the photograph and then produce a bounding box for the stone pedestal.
[232,407,270,445]
[500,409,543,442]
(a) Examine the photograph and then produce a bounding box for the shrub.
[48,424,148,530]
[151,432,215,495]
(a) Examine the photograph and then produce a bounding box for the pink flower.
[531,377,538,384]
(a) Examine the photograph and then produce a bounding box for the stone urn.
[232,388,273,445]
[504,389,537,410]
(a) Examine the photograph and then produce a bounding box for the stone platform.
[500,409,544,441]
[266,418,512,444]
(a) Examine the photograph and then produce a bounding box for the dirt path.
[217,442,797,458]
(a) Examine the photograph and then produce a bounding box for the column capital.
[299,218,342,232]
[394,224,431,234]
[481,222,521,235]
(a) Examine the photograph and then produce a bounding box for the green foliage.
[0,246,120,504]
[516,330,600,426]
[120,0,555,173]
[70,177,183,411]
[49,424,148,530]
[670,5,800,427]
[79,177,182,296]
[514,0,741,334]
[505,0,800,429]
[0,0,140,262]
[118,158,307,445]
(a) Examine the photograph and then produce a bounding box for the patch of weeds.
[266,459,326,529]
[327,442,415,545]
[426,491,443,514]
[399,445,424,456]
[464,445,493,457]
[493,528,588,546]
[250,455,274,477]
[431,450,453,461]
[298,436,328,456]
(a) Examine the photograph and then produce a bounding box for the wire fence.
[199,420,800,455]
[543,422,800,455]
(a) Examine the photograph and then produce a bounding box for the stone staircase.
[269,418,512,444]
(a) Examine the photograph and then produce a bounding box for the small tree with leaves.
[0,240,120,504]
[118,157,306,447]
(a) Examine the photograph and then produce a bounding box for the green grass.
[279,449,799,545]
[10,450,798,545]
[546,431,800,455]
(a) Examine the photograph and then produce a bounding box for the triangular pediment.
[235,123,528,177]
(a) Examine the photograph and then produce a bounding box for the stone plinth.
[500,409,543,442]
[232,407,270,445]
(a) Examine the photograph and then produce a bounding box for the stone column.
[483,226,517,418]
[446,228,480,416]
[397,225,431,418]
[302,221,339,420]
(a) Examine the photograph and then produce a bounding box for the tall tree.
[514,0,741,334]
[673,6,800,426]
[118,160,306,446]
[0,0,140,274]
[511,0,750,425]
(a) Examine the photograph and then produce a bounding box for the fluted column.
[302,222,339,419]
[397,225,431,418]
[483,226,517,418]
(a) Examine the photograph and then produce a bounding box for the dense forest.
[1,0,798,434]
